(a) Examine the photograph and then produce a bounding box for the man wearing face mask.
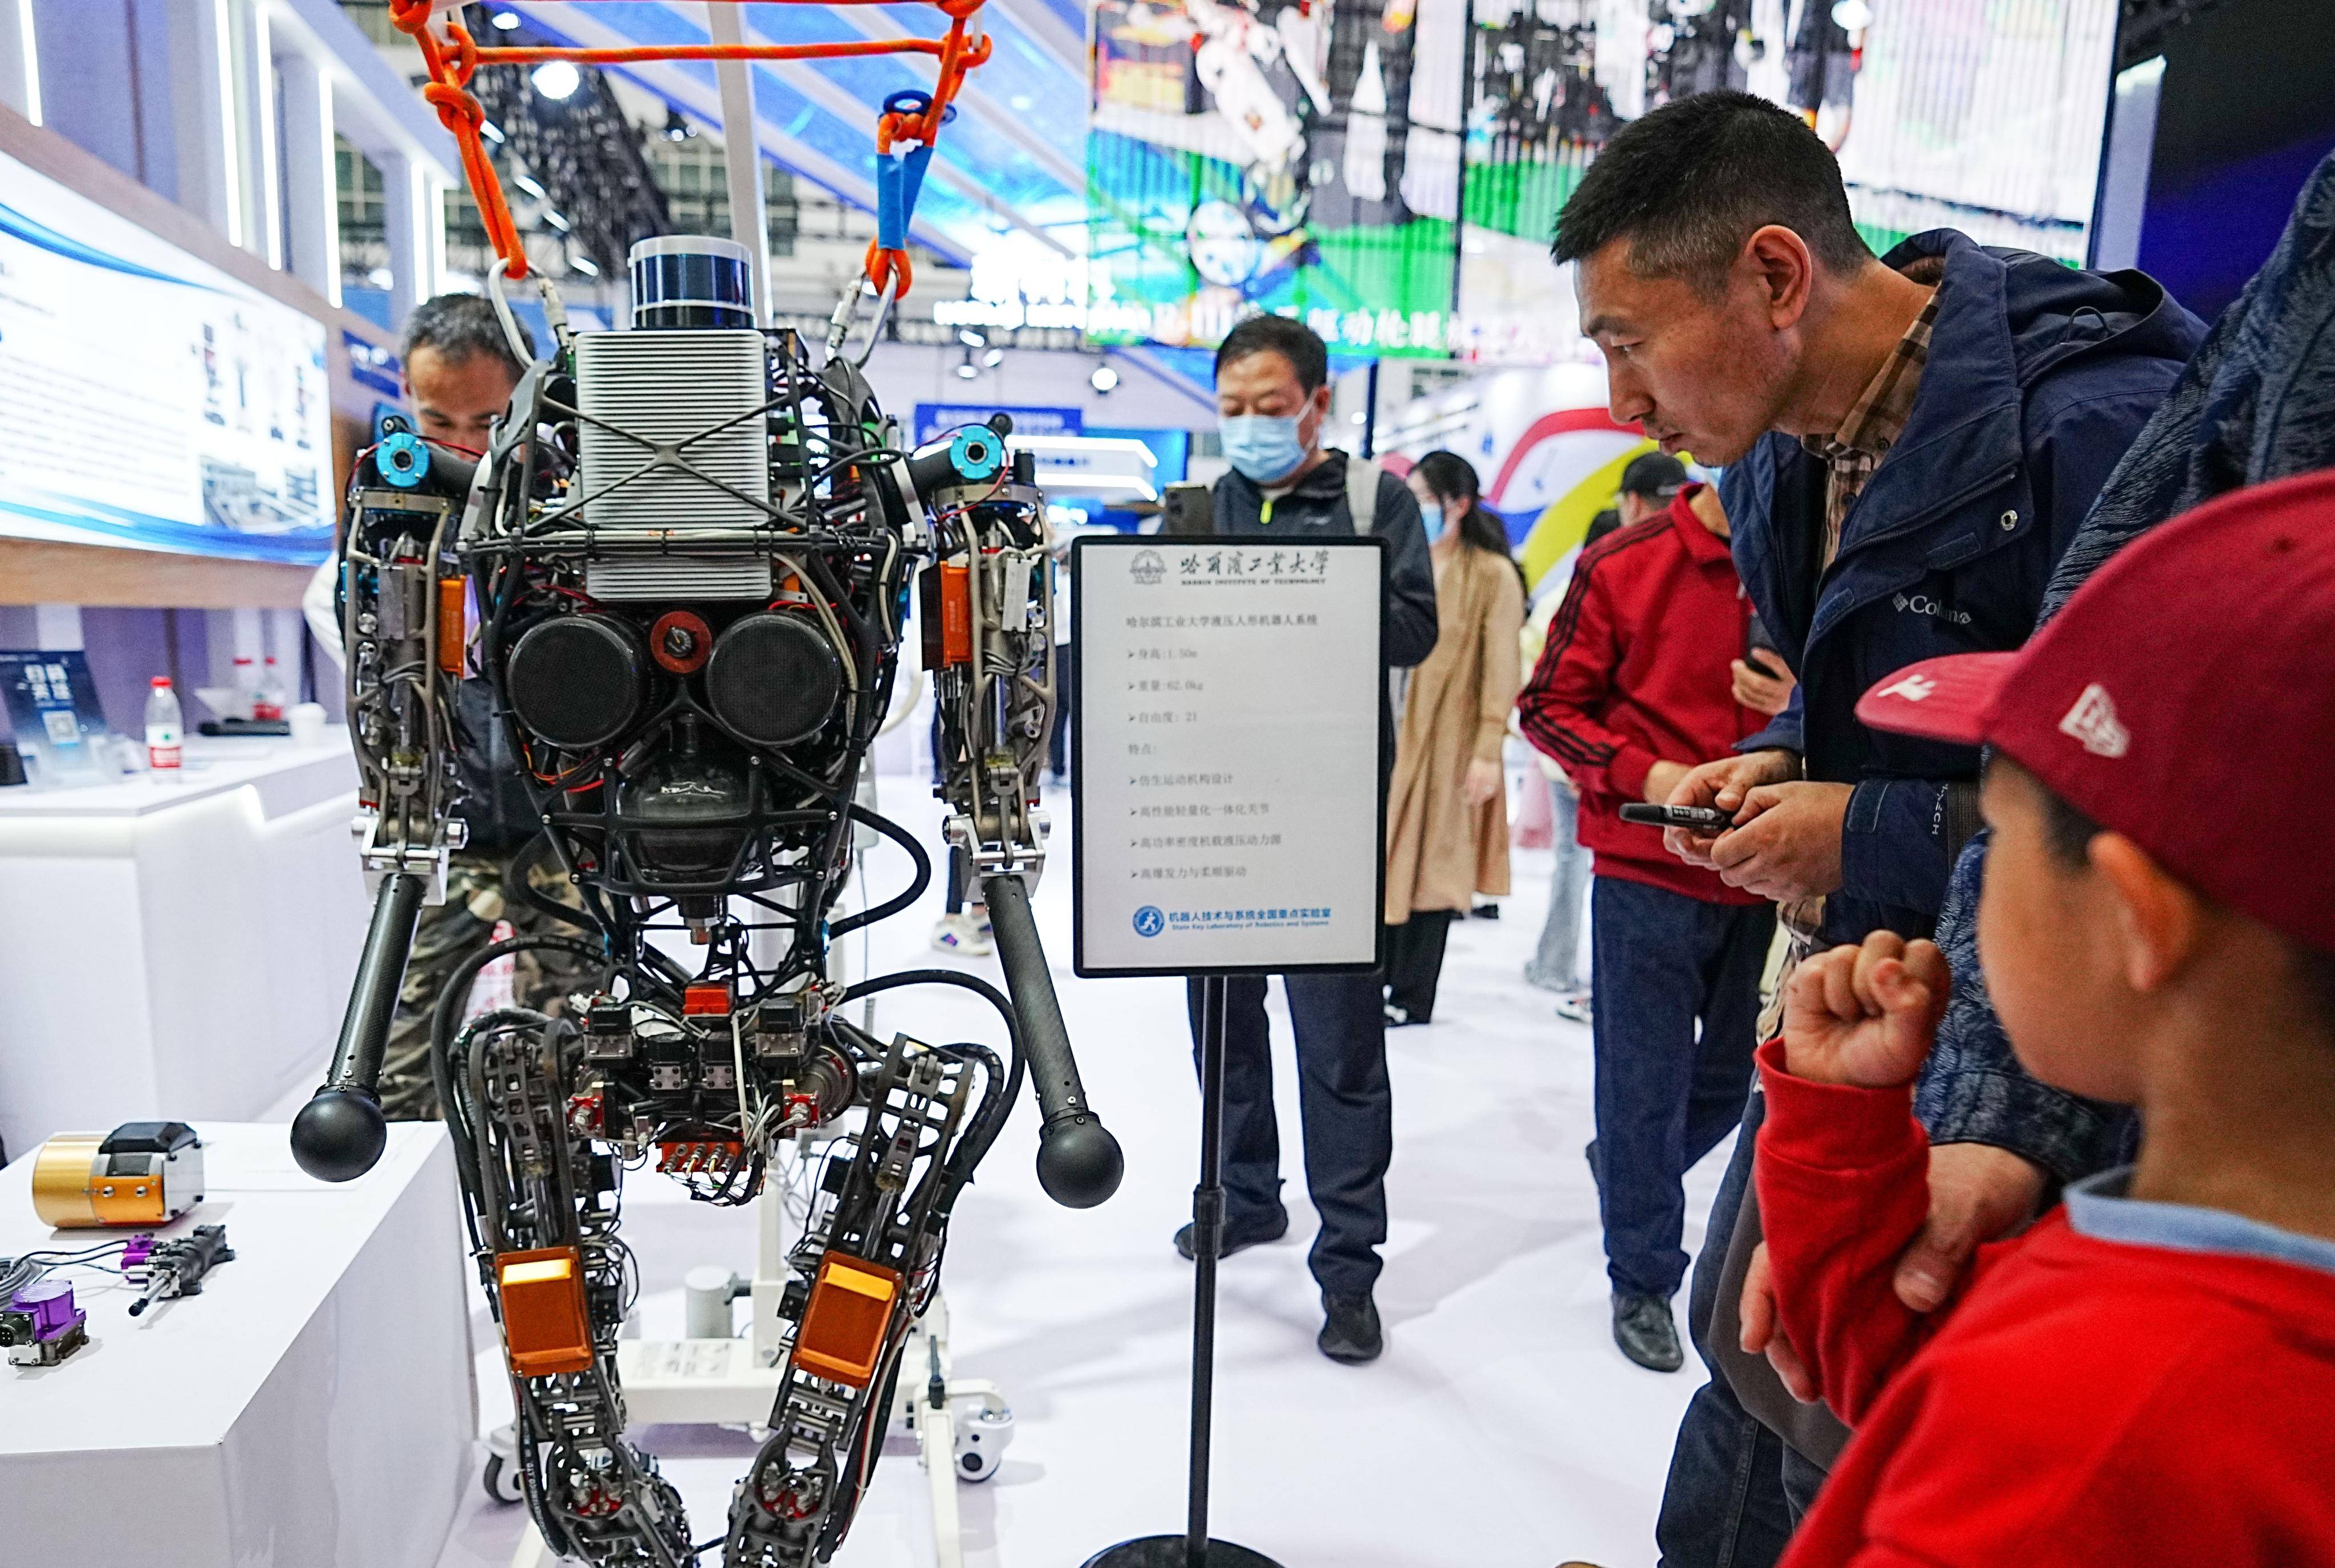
[1174,313,1438,1365]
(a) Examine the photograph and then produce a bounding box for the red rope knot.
[385,0,436,36]
[864,240,913,299]
[440,22,481,85]
[423,81,486,135]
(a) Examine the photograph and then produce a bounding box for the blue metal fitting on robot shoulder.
[949,426,1004,483]
[377,430,430,490]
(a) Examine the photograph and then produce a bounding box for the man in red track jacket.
[1519,480,1777,1372]
[1744,476,2335,1567]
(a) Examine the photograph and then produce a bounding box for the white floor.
[410,776,1734,1568]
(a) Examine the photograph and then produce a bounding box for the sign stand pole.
[1082,972,1283,1568]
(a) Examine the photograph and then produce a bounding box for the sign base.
[1081,1538,1287,1568]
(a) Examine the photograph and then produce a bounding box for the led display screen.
[0,145,334,563]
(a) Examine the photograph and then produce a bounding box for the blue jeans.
[1589,875,1773,1298]
[1657,1089,1828,1567]
[1186,971,1392,1297]
[1527,781,1592,991]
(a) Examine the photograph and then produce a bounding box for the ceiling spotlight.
[957,328,986,348]
[479,119,506,144]
[1090,363,1120,393]
[982,347,1004,368]
[542,209,570,232]
[662,107,695,141]
[954,359,981,381]
[490,9,523,30]
[513,174,547,199]
[569,254,600,275]
[531,60,582,101]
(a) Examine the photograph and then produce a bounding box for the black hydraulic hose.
[835,968,1027,1180]
[831,1016,1006,1219]
[502,832,601,937]
[978,874,1124,1209]
[827,804,933,938]
[429,932,611,1219]
[291,871,428,1182]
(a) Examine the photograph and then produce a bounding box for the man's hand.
[1779,931,1948,1089]
[1732,657,1797,717]
[1462,756,1503,807]
[1708,781,1851,902]
[1642,758,1690,805]
[1893,1143,2047,1312]
[1738,1242,1817,1402]
[1742,1139,2049,1398]
[1661,749,1800,866]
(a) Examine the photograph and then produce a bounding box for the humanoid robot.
[289,235,1121,1567]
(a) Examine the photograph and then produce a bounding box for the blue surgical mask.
[1219,413,1308,483]
[1421,502,1447,543]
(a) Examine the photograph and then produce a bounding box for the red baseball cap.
[1854,468,2335,958]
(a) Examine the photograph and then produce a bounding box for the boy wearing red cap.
[1740,470,2335,1566]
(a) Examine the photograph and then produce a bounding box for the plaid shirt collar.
[1802,286,1941,469]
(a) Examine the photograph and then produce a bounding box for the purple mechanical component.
[11,1280,83,1342]
[123,1235,156,1269]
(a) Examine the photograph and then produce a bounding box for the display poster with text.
[1073,535,1385,975]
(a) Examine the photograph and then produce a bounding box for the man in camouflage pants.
[306,294,598,1119]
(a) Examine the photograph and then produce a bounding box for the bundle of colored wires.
[0,1237,137,1299]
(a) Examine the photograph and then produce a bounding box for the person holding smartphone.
[1735,613,1797,718]
[1517,476,1777,1372]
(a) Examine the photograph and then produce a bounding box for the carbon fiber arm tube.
[290,871,426,1182]
[980,873,1122,1208]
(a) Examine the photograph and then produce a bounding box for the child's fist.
[1780,931,1948,1089]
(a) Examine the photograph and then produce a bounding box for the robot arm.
[908,416,1121,1209]
[290,426,482,1184]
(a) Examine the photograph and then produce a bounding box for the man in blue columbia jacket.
[1547,92,2204,1565]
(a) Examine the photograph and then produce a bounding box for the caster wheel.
[484,1453,524,1505]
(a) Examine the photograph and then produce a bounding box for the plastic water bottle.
[145,678,184,784]
[255,657,287,722]
[231,656,259,720]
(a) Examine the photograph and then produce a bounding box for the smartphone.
[1161,482,1213,538]
[1744,611,1788,681]
[1619,802,1735,832]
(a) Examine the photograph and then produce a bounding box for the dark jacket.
[1921,149,2335,1182]
[1208,447,1441,672]
[1723,230,2206,944]
[1207,451,1438,784]
[1518,486,1767,903]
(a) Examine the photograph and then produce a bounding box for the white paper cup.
[289,702,327,746]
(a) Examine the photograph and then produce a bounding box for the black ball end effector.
[290,1089,388,1185]
[982,873,1124,1208]
[291,871,427,1183]
[1036,1114,1124,1212]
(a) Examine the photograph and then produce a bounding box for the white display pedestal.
[0,1122,473,1568]
[0,734,368,1159]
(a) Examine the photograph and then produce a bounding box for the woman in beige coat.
[1383,450,1527,1025]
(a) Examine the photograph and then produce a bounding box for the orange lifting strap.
[385,0,992,295]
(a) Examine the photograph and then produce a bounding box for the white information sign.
[1072,535,1386,976]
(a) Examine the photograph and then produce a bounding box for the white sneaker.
[1553,989,1593,1024]
[931,913,994,957]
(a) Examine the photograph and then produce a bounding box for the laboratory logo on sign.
[1133,905,1166,938]
[1130,550,1166,586]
